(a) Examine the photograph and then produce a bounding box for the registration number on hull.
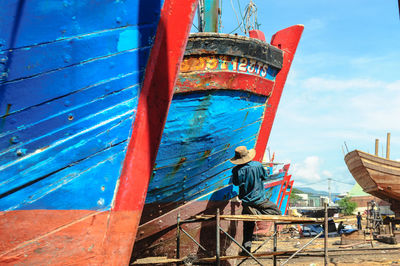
[180,55,276,79]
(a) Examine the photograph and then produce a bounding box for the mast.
[386,132,391,159]
[198,0,220,32]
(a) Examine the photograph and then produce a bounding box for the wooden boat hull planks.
[0,0,197,264]
[345,150,400,215]
[132,26,303,261]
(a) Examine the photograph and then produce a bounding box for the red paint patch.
[176,71,275,96]
[0,210,140,265]
[249,30,266,42]
[254,25,304,161]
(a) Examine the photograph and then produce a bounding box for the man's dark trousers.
[242,199,281,252]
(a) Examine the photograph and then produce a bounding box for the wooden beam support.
[387,132,391,159]
[195,214,322,223]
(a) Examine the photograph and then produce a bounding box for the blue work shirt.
[232,161,268,205]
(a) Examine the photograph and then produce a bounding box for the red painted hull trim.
[0,210,140,265]
[176,71,275,96]
[254,25,304,161]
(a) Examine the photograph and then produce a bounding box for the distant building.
[293,193,329,207]
[348,183,393,215]
[296,193,308,207]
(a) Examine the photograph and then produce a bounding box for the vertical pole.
[216,208,220,266]
[198,0,220,32]
[177,213,181,259]
[375,139,379,156]
[273,222,277,266]
[324,202,329,265]
[328,178,331,205]
[390,221,394,236]
[386,133,391,159]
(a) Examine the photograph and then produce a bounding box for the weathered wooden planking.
[345,150,400,214]
[0,72,141,138]
[0,0,198,264]
[0,142,127,211]
[0,0,162,49]
[146,91,268,204]
[134,26,303,260]
[1,47,147,115]
[1,25,155,83]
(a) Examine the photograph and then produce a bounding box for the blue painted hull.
[0,0,198,264]
[133,23,304,259]
[0,0,162,212]
[133,32,290,259]
[139,33,283,224]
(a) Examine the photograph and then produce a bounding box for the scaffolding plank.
[194,246,400,263]
[195,214,323,223]
[132,257,183,265]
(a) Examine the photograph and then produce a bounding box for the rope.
[230,0,245,33]
[243,0,259,34]
[229,0,260,34]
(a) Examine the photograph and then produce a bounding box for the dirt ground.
[238,217,400,265]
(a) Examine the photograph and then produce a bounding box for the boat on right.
[344,133,400,218]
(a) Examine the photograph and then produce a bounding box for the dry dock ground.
[239,235,400,265]
[239,217,400,266]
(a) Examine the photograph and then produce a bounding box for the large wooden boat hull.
[132,25,303,261]
[0,0,196,264]
[344,150,400,216]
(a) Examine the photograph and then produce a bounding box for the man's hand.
[231,196,241,203]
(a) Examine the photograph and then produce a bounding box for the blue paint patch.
[0,143,127,211]
[0,47,150,114]
[146,90,268,204]
[1,25,155,82]
[0,0,163,49]
[118,29,141,52]
[280,194,289,214]
[0,0,165,211]
[267,183,283,204]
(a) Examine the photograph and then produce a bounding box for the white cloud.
[281,76,400,133]
[292,156,322,182]
[387,80,400,91]
[322,170,333,177]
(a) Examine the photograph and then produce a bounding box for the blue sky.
[193,1,400,193]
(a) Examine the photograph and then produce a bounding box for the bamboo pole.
[375,139,379,156]
[176,213,180,259]
[273,222,278,266]
[324,202,329,265]
[216,208,220,266]
[386,133,391,159]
